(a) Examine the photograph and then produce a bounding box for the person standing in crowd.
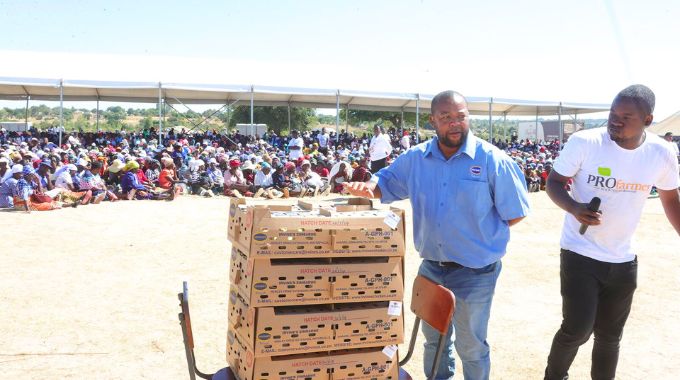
[400,130,411,150]
[317,127,330,155]
[288,130,304,162]
[369,125,392,172]
[543,85,680,380]
[344,90,530,380]
[663,132,679,164]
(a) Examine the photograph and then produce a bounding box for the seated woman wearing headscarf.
[13,165,63,212]
[158,157,180,200]
[120,161,152,200]
[330,161,351,194]
[54,163,90,205]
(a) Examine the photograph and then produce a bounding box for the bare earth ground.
[0,193,678,380]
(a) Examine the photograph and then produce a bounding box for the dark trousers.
[545,250,637,380]
[370,157,387,173]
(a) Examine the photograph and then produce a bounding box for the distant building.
[517,121,583,142]
[0,121,33,132]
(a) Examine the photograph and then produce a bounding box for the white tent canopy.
[0,76,609,115]
[0,76,611,146]
[648,111,680,136]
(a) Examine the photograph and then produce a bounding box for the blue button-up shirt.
[375,133,530,268]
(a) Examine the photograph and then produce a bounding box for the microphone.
[579,197,601,235]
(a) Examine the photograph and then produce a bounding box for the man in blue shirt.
[344,90,530,380]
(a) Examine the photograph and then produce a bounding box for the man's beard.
[437,130,467,148]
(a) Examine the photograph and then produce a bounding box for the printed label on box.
[387,301,402,316]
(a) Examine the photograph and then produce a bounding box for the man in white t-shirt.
[287,130,304,161]
[317,128,330,154]
[544,85,680,380]
[368,125,392,172]
[663,132,679,164]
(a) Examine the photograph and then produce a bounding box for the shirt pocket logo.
[470,165,482,176]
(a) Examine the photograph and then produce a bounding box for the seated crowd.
[0,125,561,212]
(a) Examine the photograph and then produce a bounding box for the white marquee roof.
[0,77,610,116]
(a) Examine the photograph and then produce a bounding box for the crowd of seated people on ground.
[0,123,584,212]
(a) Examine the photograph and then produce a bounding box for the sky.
[1,0,679,120]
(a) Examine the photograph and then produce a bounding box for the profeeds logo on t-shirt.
[586,166,651,193]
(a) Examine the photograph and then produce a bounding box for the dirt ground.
[0,193,678,380]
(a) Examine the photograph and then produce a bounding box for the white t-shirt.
[254,170,273,187]
[554,128,680,263]
[667,139,680,158]
[55,171,74,189]
[369,133,392,161]
[288,137,304,160]
[317,133,329,148]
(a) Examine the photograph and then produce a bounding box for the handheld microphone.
[579,197,601,235]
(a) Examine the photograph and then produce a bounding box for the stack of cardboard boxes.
[227,198,406,380]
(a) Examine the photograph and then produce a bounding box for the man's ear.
[644,114,654,127]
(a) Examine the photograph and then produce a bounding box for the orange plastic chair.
[398,275,456,380]
[178,281,236,380]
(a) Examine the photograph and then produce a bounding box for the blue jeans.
[418,259,502,380]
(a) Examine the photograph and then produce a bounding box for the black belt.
[427,260,464,269]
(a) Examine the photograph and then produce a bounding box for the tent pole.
[488,98,493,143]
[558,102,563,147]
[25,95,29,128]
[415,94,420,144]
[345,105,349,130]
[158,82,163,146]
[400,109,404,137]
[59,79,63,147]
[287,103,291,134]
[503,113,507,143]
[535,107,539,143]
[335,90,340,142]
[96,97,100,132]
[250,86,254,132]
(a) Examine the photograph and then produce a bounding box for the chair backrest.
[410,275,456,334]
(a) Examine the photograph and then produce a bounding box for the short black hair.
[615,84,655,116]
[431,90,467,112]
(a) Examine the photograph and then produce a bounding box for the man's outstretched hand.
[342,181,379,199]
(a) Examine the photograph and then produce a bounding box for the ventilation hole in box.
[371,362,378,366]
[270,285,278,289]
[351,237,358,240]
[349,373,355,377]
[391,244,398,248]
[343,275,350,279]
[282,326,290,330]
[318,324,325,328]
[353,329,360,333]
[359,274,366,278]
[344,338,351,342]
[374,290,382,294]
[390,290,397,293]
[297,276,305,280]
[356,364,363,368]
[261,373,269,377]
[375,273,382,277]
[291,333,299,338]
[314,245,322,249]
[260,295,269,299]
[304,284,312,289]
[279,371,286,375]
[376,227,383,232]
[287,285,295,289]
[273,335,281,339]
[264,344,272,349]
[265,327,273,331]
[342,245,350,249]
[278,246,286,249]
[282,343,290,347]
[278,294,286,298]
[391,334,398,338]
[358,291,365,295]
[278,277,286,281]
[309,332,316,337]
[316,340,324,345]
[351,283,358,286]
[360,337,367,341]
[358,245,366,249]
[297,293,305,297]
[368,329,375,332]
[315,276,322,280]
[361,321,368,325]
[375,335,383,339]
[260,276,268,281]
[300,342,308,346]
[344,322,352,326]
[300,325,308,329]
[340,366,347,370]
[314,293,322,296]
[342,292,349,296]
[313,368,321,372]
[375,245,383,249]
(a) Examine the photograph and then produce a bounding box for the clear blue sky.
[1,0,679,119]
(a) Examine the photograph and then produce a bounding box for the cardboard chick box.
[227,330,400,380]
[228,198,405,258]
[229,246,404,307]
[228,287,404,357]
